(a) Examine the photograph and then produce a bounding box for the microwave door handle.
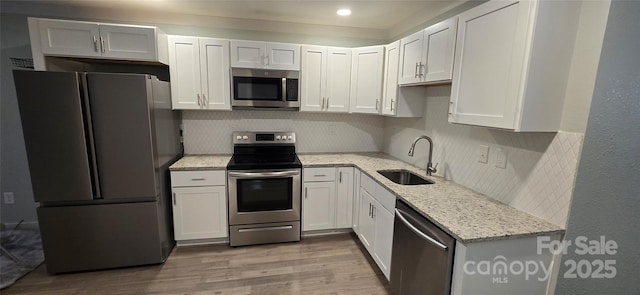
[228,170,300,178]
[282,78,287,102]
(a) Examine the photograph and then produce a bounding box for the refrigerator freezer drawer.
[37,202,169,274]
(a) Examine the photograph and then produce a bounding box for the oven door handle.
[228,170,300,178]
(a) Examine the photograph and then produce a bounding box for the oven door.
[228,169,301,225]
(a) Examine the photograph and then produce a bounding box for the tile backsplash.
[383,86,583,227]
[182,87,583,228]
[182,110,384,154]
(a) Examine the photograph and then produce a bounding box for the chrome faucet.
[408,135,437,176]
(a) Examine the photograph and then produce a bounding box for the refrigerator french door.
[13,70,182,274]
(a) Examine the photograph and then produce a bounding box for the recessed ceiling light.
[337,9,351,16]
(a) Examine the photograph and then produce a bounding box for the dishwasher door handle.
[395,208,448,251]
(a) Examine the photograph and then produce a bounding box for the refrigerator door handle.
[80,73,102,199]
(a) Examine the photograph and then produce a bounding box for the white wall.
[560,1,611,133]
[183,111,384,154]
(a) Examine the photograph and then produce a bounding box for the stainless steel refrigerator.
[13,70,182,274]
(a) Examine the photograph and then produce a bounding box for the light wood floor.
[4,233,391,294]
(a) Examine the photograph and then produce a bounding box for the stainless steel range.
[226,131,302,247]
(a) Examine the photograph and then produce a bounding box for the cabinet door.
[373,203,395,280]
[172,186,228,240]
[398,30,423,85]
[266,43,300,70]
[200,38,231,110]
[335,167,354,229]
[449,0,532,129]
[325,47,351,113]
[231,40,266,68]
[352,169,361,234]
[422,17,457,83]
[168,36,202,110]
[357,188,376,253]
[38,19,101,57]
[99,24,157,61]
[350,46,384,114]
[300,46,326,112]
[302,181,336,231]
[382,41,400,116]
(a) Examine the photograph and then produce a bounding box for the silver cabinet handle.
[321,97,325,109]
[415,62,419,78]
[172,192,176,205]
[238,225,293,233]
[197,94,201,107]
[202,94,207,107]
[369,203,372,217]
[418,62,424,78]
[395,208,448,250]
[313,174,326,177]
[228,170,300,178]
[190,178,206,181]
[100,36,105,53]
[305,187,308,199]
[391,99,395,112]
[339,171,342,183]
[93,36,99,52]
[372,205,376,218]
[326,97,330,109]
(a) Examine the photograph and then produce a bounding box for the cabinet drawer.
[375,185,396,214]
[360,173,377,195]
[303,167,336,182]
[171,170,226,187]
[361,173,395,213]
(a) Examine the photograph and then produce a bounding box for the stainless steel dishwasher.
[390,200,456,295]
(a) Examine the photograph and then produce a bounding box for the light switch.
[495,147,508,169]
[477,145,489,164]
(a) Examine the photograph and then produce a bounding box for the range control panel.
[232,131,296,144]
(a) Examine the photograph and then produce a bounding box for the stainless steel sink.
[377,169,434,185]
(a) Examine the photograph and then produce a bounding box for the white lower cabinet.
[356,173,395,280]
[302,167,354,232]
[170,170,228,245]
[303,181,336,231]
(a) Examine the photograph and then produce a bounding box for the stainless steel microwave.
[231,68,300,109]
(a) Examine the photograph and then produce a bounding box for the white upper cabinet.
[231,40,299,70]
[350,46,384,114]
[398,17,457,85]
[37,18,167,63]
[168,36,231,110]
[382,41,425,117]
[38,19,101,58]
[449,0,581,131]
[300,46,351,113]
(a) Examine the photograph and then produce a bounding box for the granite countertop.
[169,153,564,243]
[169,155,231,170]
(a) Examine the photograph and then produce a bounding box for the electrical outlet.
[477,145,489,164]
[3,192,15,204]
[495,147,508,169]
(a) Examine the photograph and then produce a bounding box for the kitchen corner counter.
[298,152,564,243]
[169,155,231,170]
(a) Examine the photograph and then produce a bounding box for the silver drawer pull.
[190,178,206,181]
[313,174,326,177]
[238,225,293,233]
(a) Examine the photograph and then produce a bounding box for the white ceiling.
[2,0,472,41]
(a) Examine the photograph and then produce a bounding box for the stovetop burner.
[226,131,301,170]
